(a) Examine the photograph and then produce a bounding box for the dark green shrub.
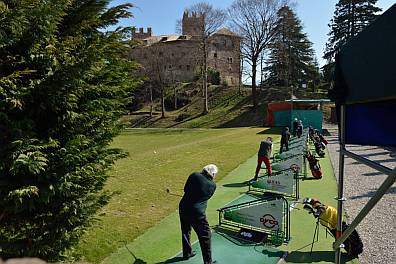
[0,0,140,260]
[207,67,220,85]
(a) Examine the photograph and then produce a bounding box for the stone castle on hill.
[130,12,241,86]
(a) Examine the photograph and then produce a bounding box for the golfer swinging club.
[179,164,218,264]
[253,137,273,181]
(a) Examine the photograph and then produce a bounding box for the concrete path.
[325,124,396,264]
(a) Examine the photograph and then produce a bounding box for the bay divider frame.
[217,195,291,243]
[248,167,300,200]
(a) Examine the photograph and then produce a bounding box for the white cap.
[203,164,218,178]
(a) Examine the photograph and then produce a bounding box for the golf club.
[166,188,183,197]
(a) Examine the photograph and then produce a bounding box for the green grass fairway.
[75,127,280,263]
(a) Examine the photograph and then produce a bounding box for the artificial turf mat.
[102,139,359,264]
[165,230,284,264]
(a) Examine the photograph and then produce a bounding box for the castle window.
[186,65,191,70]
[214,53,217,58]
[227,57,233,64]
[179,65,182,69]
[159,51,163,56]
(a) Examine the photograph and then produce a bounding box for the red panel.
[267,102,291,126]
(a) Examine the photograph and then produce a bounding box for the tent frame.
[334,104,396,263]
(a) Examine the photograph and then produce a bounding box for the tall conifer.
[324,0,381,61]
[266,5,317,87]
[0,0,139,259]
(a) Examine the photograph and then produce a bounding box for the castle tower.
[182,11,204,36]
[132,27,152,40]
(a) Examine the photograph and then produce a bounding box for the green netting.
[273,110,323,132]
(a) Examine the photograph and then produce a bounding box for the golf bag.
[314,140,325,157]
[334,222,364,257]
[305,151,322,179]
[303,198,363,257]
[319,134,328,145]
[308,127,315,142]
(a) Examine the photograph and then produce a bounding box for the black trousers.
[280,141,289,153]
[179,212,212,264]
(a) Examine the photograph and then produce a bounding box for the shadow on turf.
[286,250,356,263]
[261,249,284,258]
[157,256,185,263]
[256,127,283,135]
[301,176,321,181]
[223,181,250,188]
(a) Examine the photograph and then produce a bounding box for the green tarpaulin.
[332,4,396,104]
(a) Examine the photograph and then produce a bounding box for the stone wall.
[130,39,201,83]
[131,33,241,86]
[207,34,240,86]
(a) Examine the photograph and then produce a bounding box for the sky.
[111,0,395,67]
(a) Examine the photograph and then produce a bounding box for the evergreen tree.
[324,0,381,61]
[266,5,317,87]
[0,0,139,259]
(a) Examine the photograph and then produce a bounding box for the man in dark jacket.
[292,118,298,137]
[297,120,303,138]
[280,127,291,153]
[179,164,218,264]
[254,137,273,180]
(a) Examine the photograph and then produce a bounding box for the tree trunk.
[174,85,177,110]
[347,2,351,38]
[239,54,243,95]
[252,58,258,109]
[260,54,263,91]
[149,85,153,117]
[203,39,209,114]
[161,86,165,118]
[351,2,355,37]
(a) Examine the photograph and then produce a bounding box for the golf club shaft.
[166,188,183,197]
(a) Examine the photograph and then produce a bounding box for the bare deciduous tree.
[228,0,287,109]
[144,44,174,118]
[185,2,226,114]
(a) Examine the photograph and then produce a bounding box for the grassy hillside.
[122,84,330,129]
[74,127,281,263]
